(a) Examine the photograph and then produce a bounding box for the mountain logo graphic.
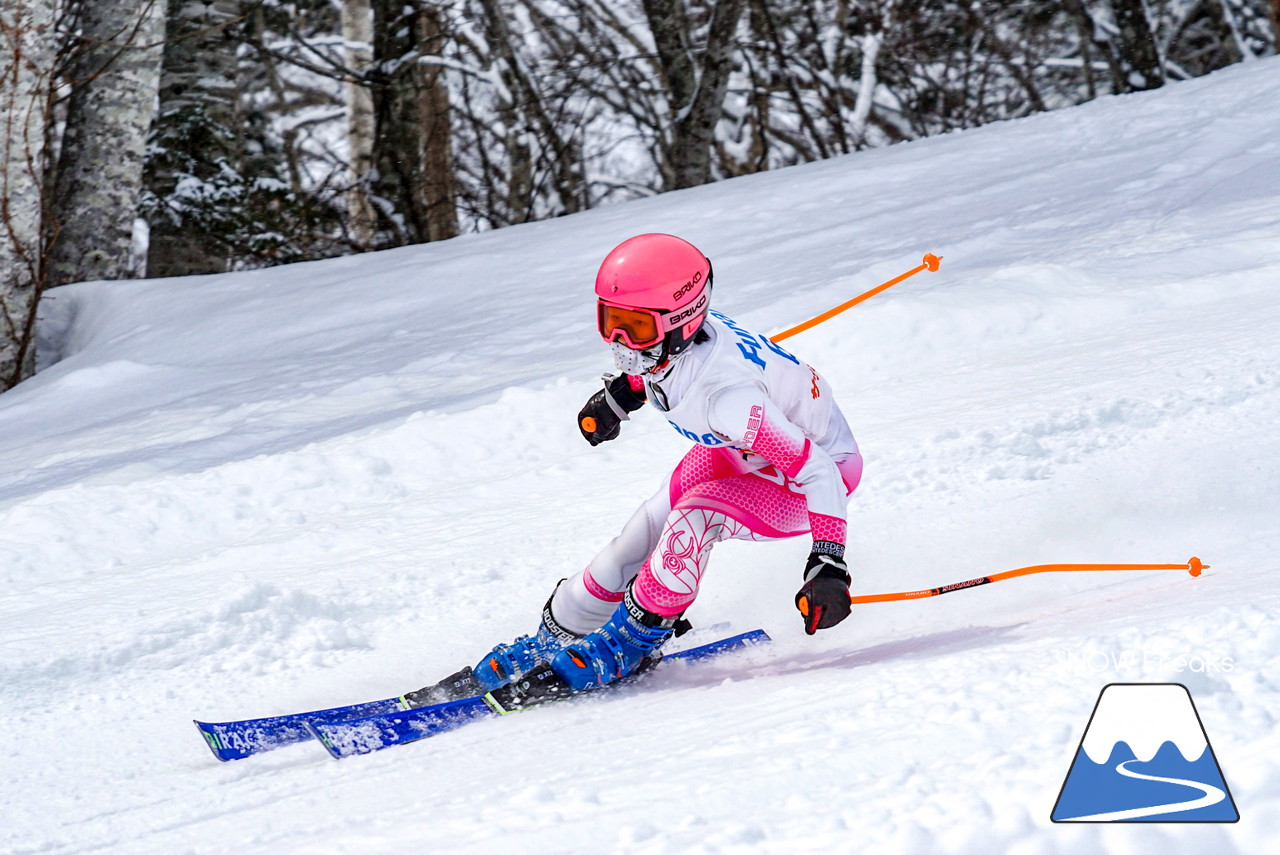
[1052,683,1239,822]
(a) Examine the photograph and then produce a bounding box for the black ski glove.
[578,374,646,446]
[795,546,852,635]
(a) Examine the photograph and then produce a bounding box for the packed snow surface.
[3,59,1280,854]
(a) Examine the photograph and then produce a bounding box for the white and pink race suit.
[552,311,863,633]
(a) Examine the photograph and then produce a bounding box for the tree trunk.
[1,0,53,389]
[418,4,457,241]
[47,0,165,287]
[1061,0,1098,98]
[1062,0,1129,95]
[1110,0,1165,91]
[479,0,588,219]
[341,0,377,247]
[643,0,747,190]
[474,1,535,225]
[970,0,1047,113]
[369,0,457,246]
[850,32,883,146]
[746,0,829,161]
[145,0,241,277]
[1270,0,1280,52]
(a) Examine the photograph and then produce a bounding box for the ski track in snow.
[2,59,1280,854]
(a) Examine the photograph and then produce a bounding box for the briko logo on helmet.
[672,271,702,302]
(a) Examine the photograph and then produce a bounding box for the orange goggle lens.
[598,302,663,349]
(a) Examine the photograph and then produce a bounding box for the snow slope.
[3,58,1280,854]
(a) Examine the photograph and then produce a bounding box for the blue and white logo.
[1052,683,1239,822]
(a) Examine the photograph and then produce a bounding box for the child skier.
[407,233,863,706]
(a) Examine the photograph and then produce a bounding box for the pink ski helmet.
[595,234,712,365]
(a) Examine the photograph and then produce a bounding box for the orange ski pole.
[848,557,1206,605]
[771,252,942,343]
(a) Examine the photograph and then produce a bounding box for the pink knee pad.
[632,507,749,616]
[633,559,696,616]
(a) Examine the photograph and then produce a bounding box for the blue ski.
[308,629,771,759]
[196,696,405,762]
[195,629,768,761]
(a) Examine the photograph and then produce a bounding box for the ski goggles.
[597,301,665,349]
[598,289,709,350]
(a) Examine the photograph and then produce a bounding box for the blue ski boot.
[471,596,581,692]
[402,592,579,707]
[549,585,681,692]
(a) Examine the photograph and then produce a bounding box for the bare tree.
[441,0,641,222]
[47,0,165,287]
[850,0,895,146]
[368,0,457,245]
[1,0,54,390]
[415,2,457,242]
[1110,0,1165,90]
[341,0,376,246]
[1061,0,1123,97]
[968,0,1049,113]
[476,0,587,223]
[643,0,747,190]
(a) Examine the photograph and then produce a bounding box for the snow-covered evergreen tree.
[142,0,243,276]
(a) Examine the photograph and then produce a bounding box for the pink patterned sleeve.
[708,385,848,551]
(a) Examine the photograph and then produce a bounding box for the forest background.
[2,0,1278,391]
